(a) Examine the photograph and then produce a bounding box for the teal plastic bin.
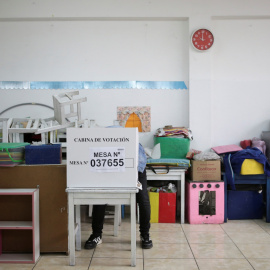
[154,137,190,159]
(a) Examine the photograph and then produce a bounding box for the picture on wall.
[117,106,151,132]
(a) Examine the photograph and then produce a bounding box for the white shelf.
[0,221,32,229]
[0,253,33,262]
[0,188,37,194]
[0,188,40,264]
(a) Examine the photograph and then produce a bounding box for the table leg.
[266,177,270,223]
[181,172,185,224]
[0,230,2,255]
[68,193,75,266]
[75,205,81,250]
[130,193,136,267]
[114,205,120,236]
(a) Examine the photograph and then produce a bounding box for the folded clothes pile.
[155,126,193,140]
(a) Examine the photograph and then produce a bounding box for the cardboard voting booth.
[67,128,138,188]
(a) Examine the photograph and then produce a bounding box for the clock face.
[191,29,214,51]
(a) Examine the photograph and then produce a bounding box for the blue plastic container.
[227,190,264,219]
[25,144,62,165]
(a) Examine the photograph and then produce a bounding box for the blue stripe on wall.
[0,81,188,90]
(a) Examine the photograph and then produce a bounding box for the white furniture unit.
[66,188,138,267]
[146,168,186,224]
[0,188,40,264]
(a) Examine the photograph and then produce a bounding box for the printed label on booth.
[89,146,125,172]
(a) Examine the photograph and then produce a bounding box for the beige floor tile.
[106,220,139,232]
[150,231,188,244]
[81,222,92,232]
[93,242,143,259]
[221,220,265,233]
[10,219,270,269]
[196,258,253,270]
[150,223,183,232]
[85,218,133,233]
[236,243,270,258]
[184,231,233,244]
[182,223,224,232]
[226,231,270,244]
[75,248,95,258]
[89,258,143,269]
[144,258,198,270]
[143,243,193,259]
[102,230,141,243]
[253,219,270,233]
[81,231,91,240]
[80,230,140,247]
[190,243,244,259]
[34,256,90,269]
[248,258,270,270]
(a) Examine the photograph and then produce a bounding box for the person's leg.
[92,205,106,234]
[84,205,106,249]
[137,169,153,249]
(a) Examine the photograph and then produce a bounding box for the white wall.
[1,0,270,150]
[211,18,270,147]
[0,17,189,148]
[0,20,188,81]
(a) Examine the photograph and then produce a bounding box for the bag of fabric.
[224,147,270,190]
[251,137,266,155]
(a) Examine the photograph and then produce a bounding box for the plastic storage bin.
[227,190,264,219]
[25,144,62,165]
[0,143,30,167]
[154,137,190,159]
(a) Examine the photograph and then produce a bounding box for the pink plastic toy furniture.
[186,180,224,224]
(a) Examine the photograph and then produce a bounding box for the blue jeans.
[91,169,151,236]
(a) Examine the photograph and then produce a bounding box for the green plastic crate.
[154,137,190,159]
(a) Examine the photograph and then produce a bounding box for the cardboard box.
[191,160,221,181]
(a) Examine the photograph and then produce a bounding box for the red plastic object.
[159,192,176,223]
[240,140,252,149]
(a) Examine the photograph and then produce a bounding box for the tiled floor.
[1,218,270,270]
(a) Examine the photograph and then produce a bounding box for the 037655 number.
[90,158,124,167]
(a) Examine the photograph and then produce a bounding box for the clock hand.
[201,32,204,41]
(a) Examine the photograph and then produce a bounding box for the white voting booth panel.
[66,128,138,266]
[67,128,138,188]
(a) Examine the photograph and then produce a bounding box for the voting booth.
[67,127,138,188]
[66,127,139,266]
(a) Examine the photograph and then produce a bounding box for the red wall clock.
[191,29,214,51]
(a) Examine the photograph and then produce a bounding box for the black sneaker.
[140,234,153,249]
[84,234,102,249]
